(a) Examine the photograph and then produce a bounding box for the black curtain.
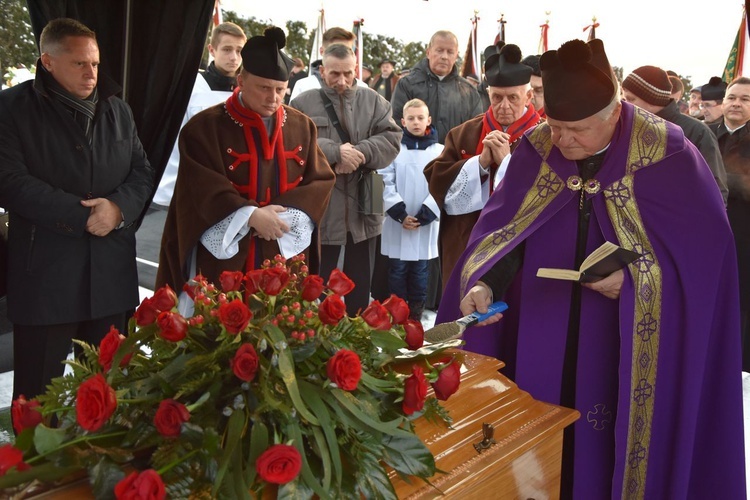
[26,0,215,190]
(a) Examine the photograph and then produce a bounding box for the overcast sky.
[222,0,745,88]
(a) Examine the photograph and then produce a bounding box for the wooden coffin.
[18,351,578,499]
[390,351,579,500]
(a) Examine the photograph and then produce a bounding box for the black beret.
[485,44,532,87]
[540,38,617,121]
[241,27,294,81]
[700,77,727,101]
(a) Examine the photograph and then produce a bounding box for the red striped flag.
[213,0,222,27]
[494,14,506,45]
[538,18,549,54]
[460,12,481,79]
[583,17,599,41]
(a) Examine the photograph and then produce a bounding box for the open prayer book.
[536,241,641,283]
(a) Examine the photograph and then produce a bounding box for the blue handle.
[462,301,509,326]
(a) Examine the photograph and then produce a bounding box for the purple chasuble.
[438,102,746,498]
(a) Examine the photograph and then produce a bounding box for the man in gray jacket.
[391,30,483,143]
[291,44,401,315]
[622,65,729,205]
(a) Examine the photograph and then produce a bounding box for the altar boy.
[381,99,442,321]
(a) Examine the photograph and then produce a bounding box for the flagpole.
[538,11,550,54]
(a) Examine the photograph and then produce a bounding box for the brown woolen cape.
[156,102,335,291]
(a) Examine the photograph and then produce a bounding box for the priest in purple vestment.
[437,38,746,499]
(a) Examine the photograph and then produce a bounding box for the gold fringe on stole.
[607,107,667,499]
[460,125,563,295]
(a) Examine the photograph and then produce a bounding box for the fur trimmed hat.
[485,44,532,87]
[241,27,294,81]
[622,66,673,107]
[540,39,617,121]
[700,77,728,101]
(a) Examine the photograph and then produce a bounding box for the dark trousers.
[321,233,376,316]
[12,312,127,402]
[389,259,429,303]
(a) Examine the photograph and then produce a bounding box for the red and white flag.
[309,9,326,73]
[460,12,481,79]
[538,16,549,54]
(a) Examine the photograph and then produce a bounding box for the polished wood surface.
[15,351,578,499]
[390,351,579,500]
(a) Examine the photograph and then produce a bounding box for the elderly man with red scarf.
[424,43,542,286]
[157,28,335,304]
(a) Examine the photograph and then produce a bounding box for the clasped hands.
[478,130,511,169]
[81,198,122,237]
[249,205,289,241]
[402,215,420,231]
[336,143,365,174]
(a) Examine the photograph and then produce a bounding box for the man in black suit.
[0,18,154,403]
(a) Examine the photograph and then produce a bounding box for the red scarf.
[475,103,542,156]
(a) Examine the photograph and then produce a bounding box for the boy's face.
[401,105,431,136]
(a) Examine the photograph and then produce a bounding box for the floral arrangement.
[0,255,463,499]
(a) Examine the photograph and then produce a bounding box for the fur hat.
[700,77,728,101]
[241,27,294,81]
[622,66,673,107]
[540,39,617,121]
[484,44,532,87]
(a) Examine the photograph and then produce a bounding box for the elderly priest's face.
[547,100,622,161]
[237,71,287,117]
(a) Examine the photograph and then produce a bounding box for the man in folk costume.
[424,43,542,287]
[437,38,745,498]
[156,27,335,299]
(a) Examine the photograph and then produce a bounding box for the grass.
[0,406,12,444]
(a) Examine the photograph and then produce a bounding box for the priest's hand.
[249,205,289,241]
[402,215,420,230]
[460,281,504,326]
[582,269,624,300]
[81,198,122,237]
[479,131,510,169]
[337,143,365,174]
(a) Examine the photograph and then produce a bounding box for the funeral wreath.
[0,254,463,499]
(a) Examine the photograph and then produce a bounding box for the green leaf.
[213,410,246,496]
[331,389,407,435]
[278,478,315,500]
[246,420,269,486]
[358,370,398,392]
[230,443,252,500]
[356,454,399,500]
[0,463,82,489]
[369,330,407,352]
[33,424,68,455]
[299,381,341,486]
[91,456,127,500]
[381,432,436,477]
[310,426,331,490]
[287,421,329,500]
[266,325,319,425]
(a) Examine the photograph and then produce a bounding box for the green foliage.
[0,0,37,84]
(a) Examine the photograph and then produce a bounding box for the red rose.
[0,444,29,476]
[151,285,177,312]
[99,325,132,371]
[231,343,259,382]
[255,444,303,485]
[327,269,355,296]
[76,373,117,431]
[431,360,461,401]
[318,294,346,325]
[301,275,325,302]
[361,300,392,330]
[156,311,188,342]
[218,299,253,335]
[134,297,158,326]
[260,267,290,296]
[219,270,244,292]
[182,274,206,300]
[153,399,190,438]
[383,295,409,325]
[403,319,424,350]
[243,269,264,295]
[114,469,166,500]
[402,366,428,415]
[326,349,362,391]
[11,395,42,435]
